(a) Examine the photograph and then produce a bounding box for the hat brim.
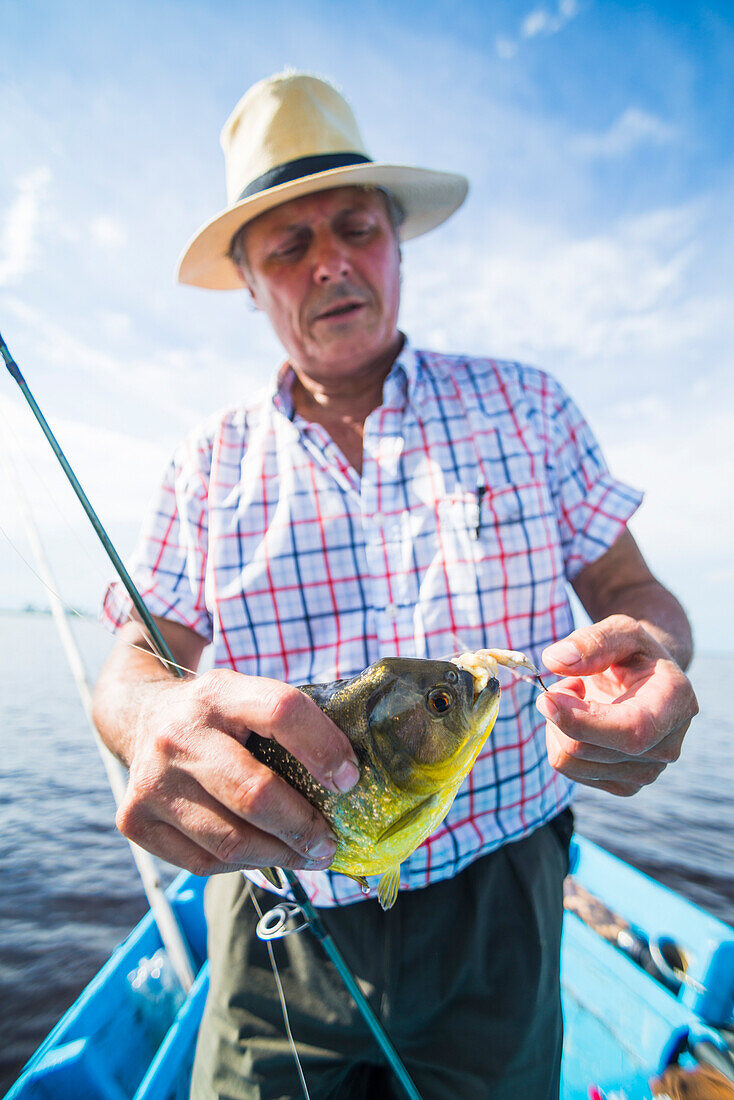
[176,163,468,290]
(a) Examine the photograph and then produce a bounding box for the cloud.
[495,35,518,60]
[609,401,734,616]
[0,168,51,287]
[0,389,170,533]
[571,107,677,158]
[498,0,581,57]
[89,215,127,249]
[0,389,173,615]
[97,309,133,340]
[403,202,727,379]
[523,0,580,38]
[0,290,282,453]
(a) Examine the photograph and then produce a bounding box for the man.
[93,72,698,1099]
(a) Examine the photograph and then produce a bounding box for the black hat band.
[238,152,373,202]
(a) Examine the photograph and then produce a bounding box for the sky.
[0,0,732,651]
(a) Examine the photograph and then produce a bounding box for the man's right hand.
[93,619,360,876]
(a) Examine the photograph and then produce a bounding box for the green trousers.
[190,811,572,1100]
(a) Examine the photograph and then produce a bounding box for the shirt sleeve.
[534,372,644,580]
[101,427,214,641]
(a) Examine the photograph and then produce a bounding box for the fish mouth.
[443,661,501,779]
[473,675,500,707]
[470,676,501,736]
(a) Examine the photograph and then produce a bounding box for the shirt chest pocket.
[433,478,561,602]
[437,479,549,541]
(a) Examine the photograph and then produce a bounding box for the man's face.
[238,187,402,384]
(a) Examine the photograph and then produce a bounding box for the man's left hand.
[536,614,699,796]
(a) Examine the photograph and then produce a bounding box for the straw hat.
[176,71,469,290]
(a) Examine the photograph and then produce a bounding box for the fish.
[247,648,542,909]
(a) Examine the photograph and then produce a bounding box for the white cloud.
[0,168,51,286]
[403,202,726,377]
[89,215,127,249]
[0,289,290,510]
[0,294,252,439]
[521,0,580,39]
[522,9,553,37]
[97,309,133,340]
[609,402,734,599]
[0,390,174,616]
[497,0,581,59]
[495,35,518,61]
[0,390,170,534]
[571,107,677,158]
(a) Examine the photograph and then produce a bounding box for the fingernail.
[334,759,360,792]
[307,835,338,861]
[546,640,581,666]
[537,694,559,722]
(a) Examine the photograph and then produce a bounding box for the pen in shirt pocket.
[470,482,486,539]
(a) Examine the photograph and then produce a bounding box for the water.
[1,611,732,1092]
[0,612,174,1091]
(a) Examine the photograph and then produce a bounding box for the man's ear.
[235,266,260,311]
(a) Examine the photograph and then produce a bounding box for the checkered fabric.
[103,340,642,907]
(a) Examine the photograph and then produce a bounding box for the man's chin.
[301,329,399,376]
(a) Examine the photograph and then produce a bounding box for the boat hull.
[4,837,733,1100]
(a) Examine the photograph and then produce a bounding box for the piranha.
[247,649,542,910]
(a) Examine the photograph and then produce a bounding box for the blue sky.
[1,0,732,650]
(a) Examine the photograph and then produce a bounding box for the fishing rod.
[1,330,423,1100]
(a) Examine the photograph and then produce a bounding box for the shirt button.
[384,604,398,620]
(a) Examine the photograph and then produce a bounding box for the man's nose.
[312,236,352,284]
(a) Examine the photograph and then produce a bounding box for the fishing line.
[2,328,425,1100]
[248,882,312,1100]
[1,404,110,585]
[0,435,198,680]
[0,522,199,679]
[1,332,179,672]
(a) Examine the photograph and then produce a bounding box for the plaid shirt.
[104,340,642,907]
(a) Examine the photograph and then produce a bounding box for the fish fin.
[377,794,440,844]
[377,864,401,910]
[261,866,285,890]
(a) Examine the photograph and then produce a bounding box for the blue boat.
[4,835,734,1100]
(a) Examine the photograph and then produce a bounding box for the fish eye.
[428,687,455,714]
